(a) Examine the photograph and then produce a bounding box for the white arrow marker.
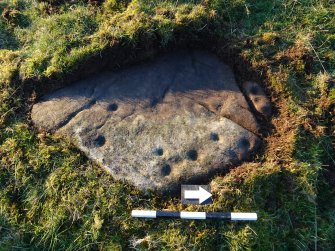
[184,187,212,204]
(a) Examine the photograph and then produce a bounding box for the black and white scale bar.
[132,210,257,221]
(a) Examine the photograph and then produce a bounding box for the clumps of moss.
[0,5,21,50]
[274,39,313,73]
[0,2,30,28]
[104,0,131,11]
[0,50,20,84]
[259,32,279,45]
[0,50,21,125]
[37,0,104,6]
[1,7,21,24]
[98,0,215,47]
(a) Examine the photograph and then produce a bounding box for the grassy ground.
[0,0,334,250]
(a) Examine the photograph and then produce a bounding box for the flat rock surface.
[32,50,263,192]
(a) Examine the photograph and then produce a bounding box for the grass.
[0,0,334,250]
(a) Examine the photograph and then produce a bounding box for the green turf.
[0,0,334,250]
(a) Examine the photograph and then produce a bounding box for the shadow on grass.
[0,20,20,50]
[0,0,32,50]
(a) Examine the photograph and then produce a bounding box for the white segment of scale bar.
[131,210,157,218]
[230,212,257,221]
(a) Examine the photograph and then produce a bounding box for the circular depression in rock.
[210,132,219,141]
[108,103,118,111]
[186,149,198,161]
[161,164,171,176]
[238,138,250,149]
[153,147,164,156]
[94,135,106,147]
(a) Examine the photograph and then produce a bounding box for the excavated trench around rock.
[31,49,272,192]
